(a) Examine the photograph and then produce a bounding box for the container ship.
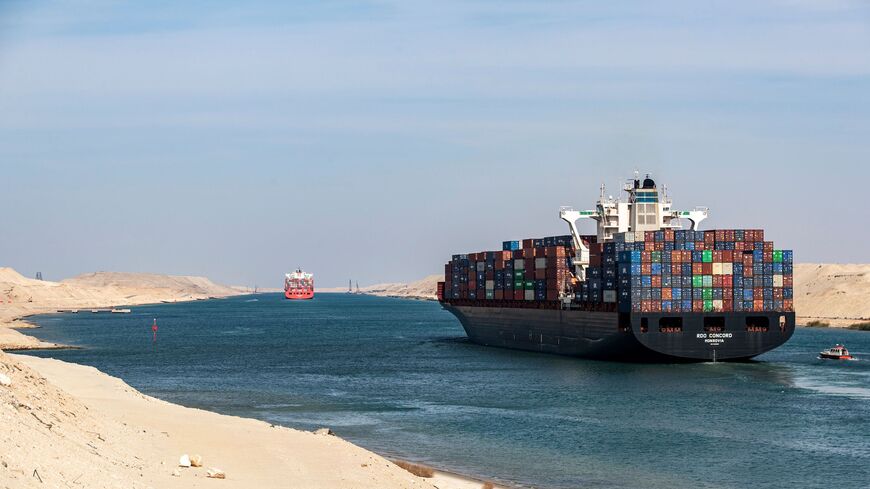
[437,174,795,362]
[284,268,314,300]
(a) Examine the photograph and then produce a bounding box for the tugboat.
[818,344,854,360]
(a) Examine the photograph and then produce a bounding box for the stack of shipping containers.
[442,236,574,304]
[614,229,793,314]
[439,229,793,316]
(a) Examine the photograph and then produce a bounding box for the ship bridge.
[559,172,708,280]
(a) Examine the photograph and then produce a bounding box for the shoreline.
[2,298,513,489]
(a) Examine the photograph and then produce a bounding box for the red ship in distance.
[284,268,314,300]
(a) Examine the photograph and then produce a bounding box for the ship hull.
[284,290,314,300]
[441,303,795,362]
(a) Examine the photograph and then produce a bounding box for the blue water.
[21,294,870,488]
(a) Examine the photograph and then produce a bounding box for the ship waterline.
[443,303,795,361]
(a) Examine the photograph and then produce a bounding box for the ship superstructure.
[559,173,708,280]
[284,269,314,300]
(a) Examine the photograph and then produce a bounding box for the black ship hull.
[442,303,795,362]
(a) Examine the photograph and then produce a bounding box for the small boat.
[819,344,854,360]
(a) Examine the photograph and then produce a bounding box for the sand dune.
[794,263,870,326]
[0,267,243,350]
[355,275,442,301]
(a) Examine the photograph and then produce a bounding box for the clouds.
[0,1,868,284]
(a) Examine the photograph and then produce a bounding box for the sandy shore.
[2,351,500,489]
[0,267,507,489]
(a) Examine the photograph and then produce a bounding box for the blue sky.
[0,1,868,287]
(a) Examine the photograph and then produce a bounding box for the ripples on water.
[24,294,870,488]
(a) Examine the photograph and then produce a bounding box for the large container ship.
[284,269,314,300]
[438,174,795,362]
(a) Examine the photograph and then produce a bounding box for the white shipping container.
[713,300,724,311]
[535,257,547,269]
[723,263,733,275]
[773,274,783,287]
[603,290,617,303]
[514,259,525,270]
[712,263,723,275]
[624,232,635,243]
[486,280,495,290]
[524,289,535,301]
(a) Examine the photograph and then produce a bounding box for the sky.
[0,1,868,288]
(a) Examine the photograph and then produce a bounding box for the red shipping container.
[723,288,733,300]
[486,270,494,280]
[763,251,772,263]
[641,300,651,312]
[753,300,764,311]
[763,241,774,252]
[695,241,706,250]
[671,264,681,275]
[546,290,559,301]
[693,300,704,312]
[774,288,783,300]
[545,246,566,258]
[723,299,733,311]
[494,290,504,300]
[514,290,525,300]
[652,276,662,288]
[469,280,476,289]
[525,269,534,280]
[500,251,512,260]
[522,239,534,248]
[495,260,504,270]
[664,229,675,241]
[754,287,763,299]
[645,231,655,242]
[662,288,672,300]
[784,275,793,287]
[723,275,733,288]
[642,263,652,274]
[650,301,661,312]
[712,275,722,287]
[654,242,664,251]
[713,250,723,262]
[641,251,652,263]
[702,263,713,275]
[723,250,733,262]
[693,263,703,275]
[534,269,546,280]
[784,299,794,311]
[437,282,445,300]
[744,267,753,278]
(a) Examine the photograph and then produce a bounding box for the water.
[21,294,870,488]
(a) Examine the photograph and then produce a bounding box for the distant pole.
[35,272,43,281]
[152,318,158,342]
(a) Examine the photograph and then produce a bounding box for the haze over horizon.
[1,1,868,288]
